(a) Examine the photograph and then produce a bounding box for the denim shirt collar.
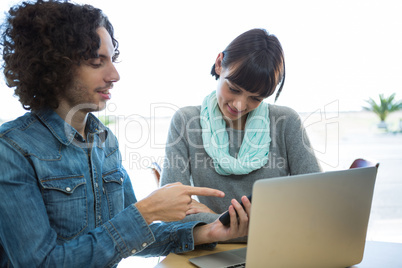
[34,109,108,146]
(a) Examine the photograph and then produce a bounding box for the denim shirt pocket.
[102,170,125,218]
[39,175,87,240]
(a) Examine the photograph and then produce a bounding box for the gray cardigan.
[160,104,321,228]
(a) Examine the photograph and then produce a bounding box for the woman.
[160,28,321,233]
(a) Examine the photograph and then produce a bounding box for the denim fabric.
[0,109,206,268]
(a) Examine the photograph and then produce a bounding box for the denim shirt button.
[131,249,137,254]
[120,178,123,182]
[65,187,71,192]
[142,242,147,248]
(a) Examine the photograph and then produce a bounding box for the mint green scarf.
[200,91,271,175]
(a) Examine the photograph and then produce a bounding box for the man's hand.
[135,182,224,224]
[193,195,251,245]
[186,199,216,215]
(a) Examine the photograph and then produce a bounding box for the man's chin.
[95,103,107,112]
[65,102,105,116]
[88,101,107,112]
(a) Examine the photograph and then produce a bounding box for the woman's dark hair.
[0,0,119,111]
[211,28,285,101]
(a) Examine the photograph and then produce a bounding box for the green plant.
[363,93,402,122]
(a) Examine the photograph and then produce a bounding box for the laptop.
[190,166,378,268]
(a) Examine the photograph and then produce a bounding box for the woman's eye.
[253,97,263,102]
[229,87,239,93]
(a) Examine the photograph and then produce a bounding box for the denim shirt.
[0,109,208,268]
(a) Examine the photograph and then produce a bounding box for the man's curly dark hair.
[0,0,120,111]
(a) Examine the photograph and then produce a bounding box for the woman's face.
[215,66,264,129]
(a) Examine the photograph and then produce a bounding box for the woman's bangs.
[226,57,277,98]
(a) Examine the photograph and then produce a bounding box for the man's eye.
[89,59,102,67]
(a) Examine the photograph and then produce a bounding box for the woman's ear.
[214,52,224,76]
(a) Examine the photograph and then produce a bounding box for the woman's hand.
[186,199,216,215]
[193,195,251,245]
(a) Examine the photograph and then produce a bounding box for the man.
[0,1,250,267]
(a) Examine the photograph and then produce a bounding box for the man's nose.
[106,63,120,83]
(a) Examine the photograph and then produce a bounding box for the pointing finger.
[186,186,224,198]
